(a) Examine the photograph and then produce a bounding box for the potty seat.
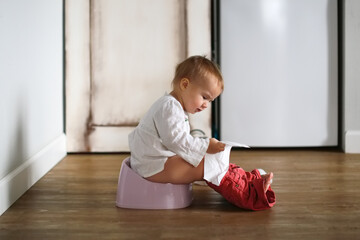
[116,157,193,209]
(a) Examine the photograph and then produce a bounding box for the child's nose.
[202,101,208,108]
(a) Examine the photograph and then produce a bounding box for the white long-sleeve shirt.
[128,94,210,178]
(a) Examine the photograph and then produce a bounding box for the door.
[66,0,212,152]
[220,0,338,147]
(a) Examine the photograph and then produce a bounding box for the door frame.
[211,0,343,149]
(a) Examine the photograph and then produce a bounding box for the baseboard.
[0,134,66,216]
[345,131,360,153]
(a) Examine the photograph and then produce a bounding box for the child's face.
[181,75,222,114]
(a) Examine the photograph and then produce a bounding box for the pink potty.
[116,157,193,209]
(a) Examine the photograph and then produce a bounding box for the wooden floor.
[1,150,360,239]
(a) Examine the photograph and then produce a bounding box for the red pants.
[207,163,276,210]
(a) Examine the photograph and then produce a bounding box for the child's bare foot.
[262,172,273,192]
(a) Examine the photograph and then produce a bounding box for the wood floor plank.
[1,150,360,239]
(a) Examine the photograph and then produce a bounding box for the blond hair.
[172,56,224,90]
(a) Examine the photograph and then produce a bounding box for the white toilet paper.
[204,141,249,186]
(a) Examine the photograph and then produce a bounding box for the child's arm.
[207,138,225,154]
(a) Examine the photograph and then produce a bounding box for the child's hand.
[207,138,226,154]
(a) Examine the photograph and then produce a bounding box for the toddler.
[128,56,275,210]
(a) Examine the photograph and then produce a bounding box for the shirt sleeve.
[153,99,210,167]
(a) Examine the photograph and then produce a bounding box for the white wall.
[0,0,66,215]
[220,0,338,147]
[343,0,360,153]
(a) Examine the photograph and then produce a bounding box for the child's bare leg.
[262,172,274,192]
[146,155,204,184]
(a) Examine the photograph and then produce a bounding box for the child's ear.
[180,78,190,90]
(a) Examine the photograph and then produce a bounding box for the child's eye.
[203,96,213,102]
